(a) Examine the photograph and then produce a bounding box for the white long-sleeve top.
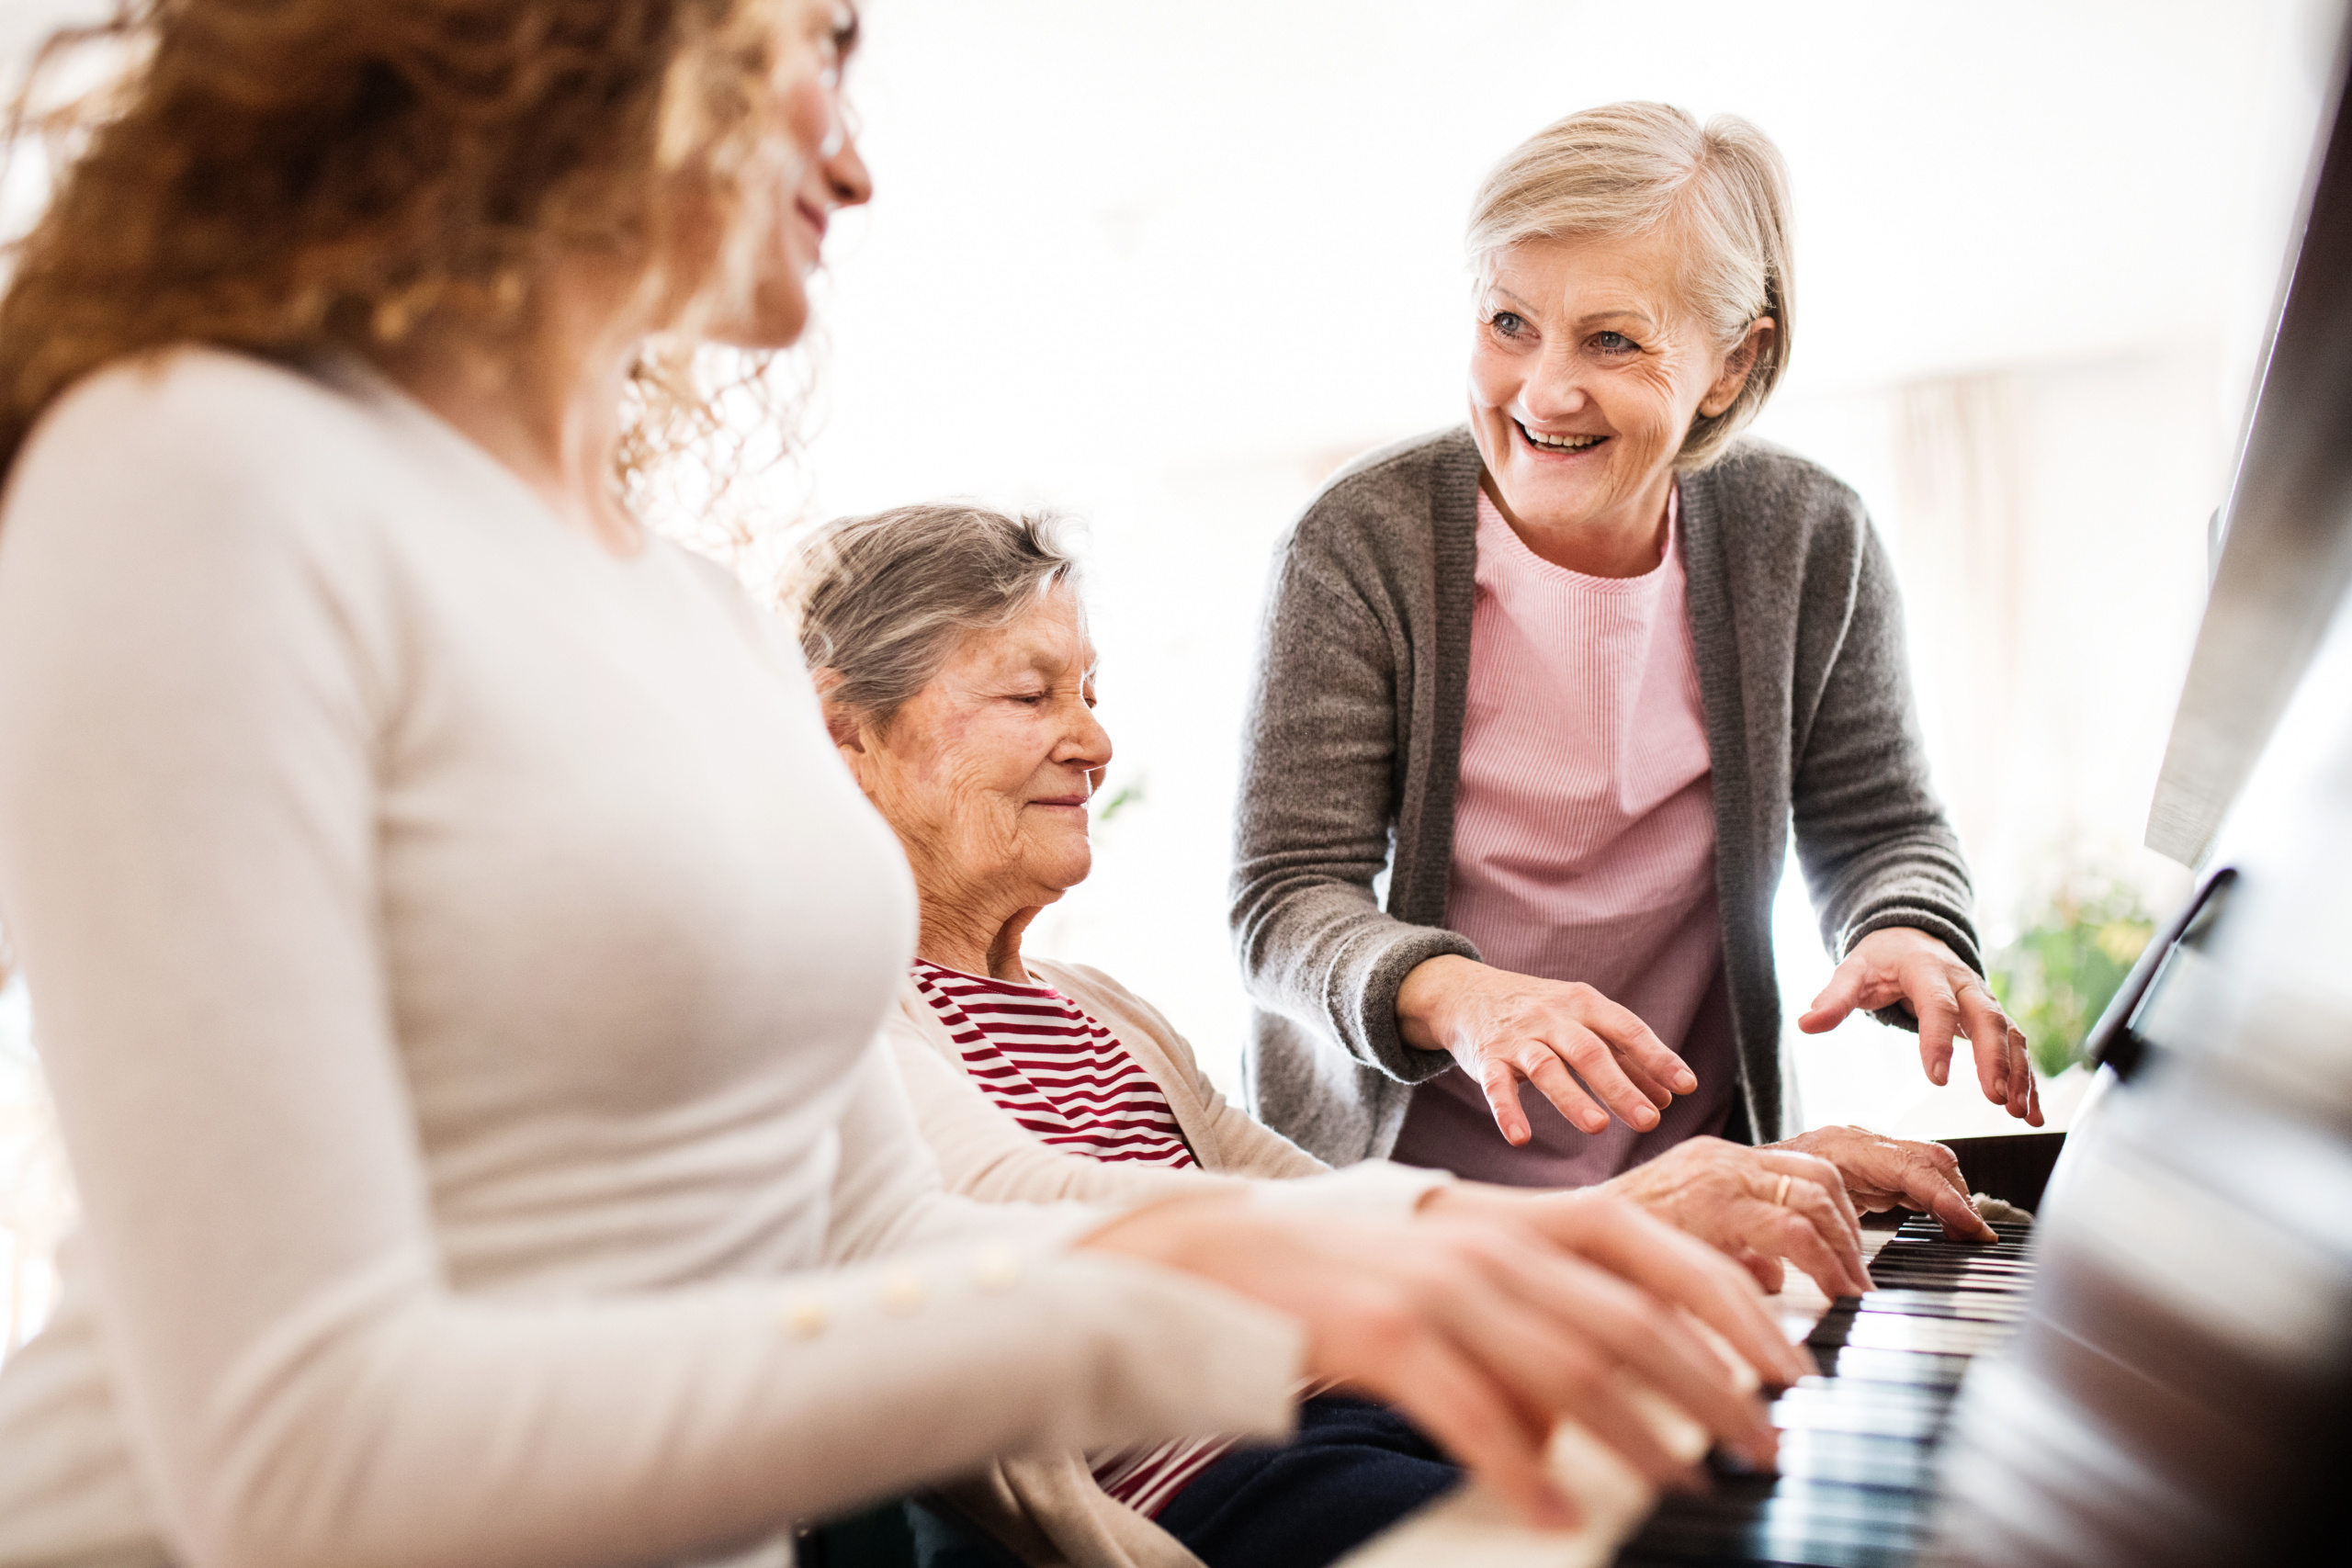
[0,351,1302,1568]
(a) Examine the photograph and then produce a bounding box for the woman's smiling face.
[706,2,872,349]
[1467,229,1765,549]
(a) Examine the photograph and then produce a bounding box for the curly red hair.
[0,0,830,492]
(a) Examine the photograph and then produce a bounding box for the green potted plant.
[1987,881,2155,1080]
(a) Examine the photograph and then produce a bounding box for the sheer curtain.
[1894,372,2028,888]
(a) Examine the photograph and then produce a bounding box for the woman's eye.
[1489,310,1527,338]
[1592,330,1639,354]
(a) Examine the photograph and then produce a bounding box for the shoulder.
[886,971,965,1058]
[1314,425,1479,508]
[1702,439,1862,536]
[1026,957,1136,1016]
[1685,437,1871,549]
[1286,425,1476,552]
[1272,425,1476,613]
[1028,959,1189,1053]
[20,346,380,489]
[655,540,807,660]
[1681,439,1894,646]
[5,347,406,564]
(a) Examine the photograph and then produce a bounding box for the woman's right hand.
[1396,954,1699,1144]
[1080,1191,1781,1529]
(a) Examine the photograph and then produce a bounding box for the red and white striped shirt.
[908,960,1231,1514]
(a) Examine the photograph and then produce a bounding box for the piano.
[1351,7,2352,1565]
[1611,1216,2035,1568]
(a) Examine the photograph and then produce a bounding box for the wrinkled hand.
[1083,1191,1778,1529]
[1800,928,2042,1126]
[1396,955,1699,1145]
[1767,1124,1997,1242]
[1571,1136,1873,1298]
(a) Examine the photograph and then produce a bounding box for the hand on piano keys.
[1339,1213,2038,1567]
[1092,1190,1800,1535]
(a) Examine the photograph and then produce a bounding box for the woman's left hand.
[1589,1137,1871,1300]
[1798,927,2042,1127]
[1765,1125,1997,1242]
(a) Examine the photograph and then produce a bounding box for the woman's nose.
[1521,353,1592,420]
[1059,702,1112,771]
[824,129,872,209]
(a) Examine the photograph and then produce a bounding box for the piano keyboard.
[1615,1216,2037,1568]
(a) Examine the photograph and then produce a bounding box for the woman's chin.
[1499,465,1620,532]
[1021,843,1093,899]
[704,277,810,350]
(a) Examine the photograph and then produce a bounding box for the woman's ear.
[812,670,863,750]
[824,703,887,801]
[1701,317,1775,419]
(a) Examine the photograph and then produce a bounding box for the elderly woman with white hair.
[792,502,1995,1568]
[1233,102,2042,1201]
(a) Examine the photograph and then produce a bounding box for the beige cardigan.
[885,959,1452,1568]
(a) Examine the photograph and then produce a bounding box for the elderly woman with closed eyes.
[1231,102,2041,1207]
[790,502,1994,1568]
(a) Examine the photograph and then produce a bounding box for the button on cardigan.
[1230,426,1982,1168]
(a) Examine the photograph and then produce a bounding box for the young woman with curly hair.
[0,7,1792,1568]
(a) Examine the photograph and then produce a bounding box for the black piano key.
[1892,1217,2030,1241]
[1866,1254,2036,1273]
[1808,1346,1972,1388]
[1615,1214,2042,1567]
[1770,1402,1945,1441]
[1618,1544,1911,1568]
[1869,1255,2037,1275]
[1774,1382,1956,1418]
[1868,1258,2036,1279]
[1770,1428,1941,1490]
[1630,1478,1928,1564]
[1856,1295,2025,1324]
[1814,1315,2018,1356]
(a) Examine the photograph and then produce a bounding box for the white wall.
[780,0,2343,1123]
[0,3,2345,1351]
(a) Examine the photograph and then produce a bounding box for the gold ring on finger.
[1772,1173,1792,1207]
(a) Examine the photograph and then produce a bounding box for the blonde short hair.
[1467,102,1792,469]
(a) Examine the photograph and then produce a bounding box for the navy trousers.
[1150,1395,1462,1568]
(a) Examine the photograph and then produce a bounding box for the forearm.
[1231,883,1479,1081]
[187,1241,1300,1568]
[1810,831,1980,970]
[1230,544,1478,1080]
[1791,523,1981,983]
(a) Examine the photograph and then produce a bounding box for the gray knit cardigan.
[1229,426,1980,1167]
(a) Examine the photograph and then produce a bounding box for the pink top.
[1387,483,1736,1188]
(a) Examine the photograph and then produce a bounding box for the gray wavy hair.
[1467,101,1793,469]
[788,502,1080,728]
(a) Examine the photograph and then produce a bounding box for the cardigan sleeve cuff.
[1838,906,1986,1033]
[1344,924,1483,1085]
[1249,1159,1455,1223]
